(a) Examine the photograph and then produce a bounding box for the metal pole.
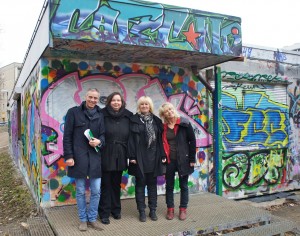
[213,66,222,196]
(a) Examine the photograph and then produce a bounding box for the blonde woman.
[128,96,166,222]
[158,102,196,221]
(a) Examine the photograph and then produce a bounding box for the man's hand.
[190,162,195,167]
[66,158,75,166]
[89,138,101,147]
[130,160,137,164]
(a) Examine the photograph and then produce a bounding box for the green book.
[84,129,100,152]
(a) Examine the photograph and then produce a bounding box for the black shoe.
[101,218,110,224]
[149,210,158,221]
[112,213,121,220]
[139,211,146,222]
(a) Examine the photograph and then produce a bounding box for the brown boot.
[166,208,174,220]
[179,208,187,221]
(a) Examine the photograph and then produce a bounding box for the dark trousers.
[135,172,157,212]
[98,170,123,218]
[165,160,189,209]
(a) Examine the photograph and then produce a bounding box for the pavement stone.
[44,192,299,236]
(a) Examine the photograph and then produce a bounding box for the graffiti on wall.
[39,58,212,205]
[50,0,242,55]
[288,79,300,127]
[220,77,289,196]
[242,46,287,77]
[221,71,287,84]
[287,78,300,183]
[10,102,19,164]
[223,149,286,190]
[19,67,43,203]
[274,49,286,76]
[221,89,288,151]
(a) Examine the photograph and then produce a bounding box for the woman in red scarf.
[158,102,196,221]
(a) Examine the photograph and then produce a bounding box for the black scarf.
[84,102,97,119]
[139,113,156,148]
[106,105,125,118]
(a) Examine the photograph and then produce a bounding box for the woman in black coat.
[158,102,196,221]
[98,92,133,225]
[128,96,166,222]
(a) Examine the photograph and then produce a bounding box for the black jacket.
[162,117,196,176]
[101,107,133,171]
[63,102,105,178]
[127,114,165,177]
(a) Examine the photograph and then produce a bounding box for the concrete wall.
[219,45,300,199]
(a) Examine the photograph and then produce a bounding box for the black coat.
[127,114,165,177]
[162,117,196,176]
[101,107,133,171]
[63,102,105,178]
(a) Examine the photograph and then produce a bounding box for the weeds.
[0,152,38,226]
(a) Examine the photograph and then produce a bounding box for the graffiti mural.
[39,58,212,205]
[50,0,242,56]
[220,76,289,197]
[10,102,19,165]
[287,78,300,185]
[218,45,300,198]
[223,149,286,191]
[288,79,300,127]
[221,82,288,151]
[20,66,43,204]
[221,71,287,84]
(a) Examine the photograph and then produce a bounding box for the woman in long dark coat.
[98,92,132,224]
[158,102,196,221]
[128,96,166,222]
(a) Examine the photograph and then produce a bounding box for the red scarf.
[162,117,180,163]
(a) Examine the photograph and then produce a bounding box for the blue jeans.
[75,178,101,222]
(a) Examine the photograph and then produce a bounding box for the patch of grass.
[0,152,38,226]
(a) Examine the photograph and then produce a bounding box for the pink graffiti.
[41,72,212,165]
[169,94,212,147]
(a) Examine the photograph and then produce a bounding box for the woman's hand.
[190,162,195,167]
[130,160,137,164]
[162,158,166,163]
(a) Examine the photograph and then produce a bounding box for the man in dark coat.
[63,88,105,231]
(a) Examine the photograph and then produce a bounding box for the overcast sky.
[0,0,299,67]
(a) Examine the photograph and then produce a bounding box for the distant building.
[0,63,22,122]
[283,43,300,52]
